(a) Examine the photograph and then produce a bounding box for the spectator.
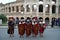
[8,17,15,37]
[16,17,19,25]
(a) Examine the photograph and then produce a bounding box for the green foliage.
[0,14,7,23]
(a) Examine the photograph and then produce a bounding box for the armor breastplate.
[32,22,37,25]
[19,21,25,24]
[26,19,31,25]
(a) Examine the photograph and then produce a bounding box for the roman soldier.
[39,18,46,37]
[32,17,39,37]
[25,17,32,37]
[18,17,25,37]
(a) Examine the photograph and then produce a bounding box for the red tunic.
[32,23,39,35]
[39,27,44,33]
[39,24,46,33]
[25,23,32,36]
[18,22,25,36]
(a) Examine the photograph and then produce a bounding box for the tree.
[0,14,7,23]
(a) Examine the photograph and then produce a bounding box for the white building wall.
[0,0,60,24]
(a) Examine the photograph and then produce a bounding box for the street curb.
[0,24,8,26]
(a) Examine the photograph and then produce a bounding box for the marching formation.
[7,17,47,37]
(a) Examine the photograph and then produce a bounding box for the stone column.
[37,4,39,17]
[43,0,45,21]
[7,7,9,13]
[24,0,26,14]
[49,0,52,25]
[30,4,32,13]
[24,4,26,14]
[19,5,21,12]
[5,7,7,13]
[30,4,32,17]
[36,0,39,17]
[24,0,26,15]
[14,6,16,13]
[56,5,58,18]
[18,6,19,12]
[11,7,12,13]
[56,0,58,18]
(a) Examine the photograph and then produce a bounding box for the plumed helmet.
[32,17,37,20]
[27,17,31,19]
[21,17,24,19]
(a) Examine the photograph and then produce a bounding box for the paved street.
[0,26,60,40]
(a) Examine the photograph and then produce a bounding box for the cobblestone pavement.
[0,26,60,40]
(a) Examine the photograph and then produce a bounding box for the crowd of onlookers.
[51,18,60,27]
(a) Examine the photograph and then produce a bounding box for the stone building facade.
[0,3,5,14]
[0,0,60,24]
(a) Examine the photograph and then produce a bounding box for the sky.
[0,0,16,4]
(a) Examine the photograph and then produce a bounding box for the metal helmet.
[21,17,24,19]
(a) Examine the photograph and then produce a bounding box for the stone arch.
[45,17,49,24]
[45,17,49,21]
[21,5,24,12]
[39,17,43,21]
[9,7,11,12]
[16,6,19,12]
[52,0,56,3]
[39,4,43,12]
[26,5,30,12]
[45,4,50,13]
[52,5,56,13]
[39,0,43,1]
[39,17,43,20]
[32,4,37,12]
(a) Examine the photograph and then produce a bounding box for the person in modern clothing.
[8,17,15,37]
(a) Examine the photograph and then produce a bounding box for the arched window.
[45,4,50,13]
[52,5,56,13]
[16,6,19,12]
[12,6,14,12]
[9,7,11,12]
[52,0,56,3]
[6,7,7,12]
[39,0,43,1]
[32,4,37,12]
[45,17,49,24]
[26,5,30,12]
[39,17,43,19]
[21,5,24,12]
[39,5,43,12]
